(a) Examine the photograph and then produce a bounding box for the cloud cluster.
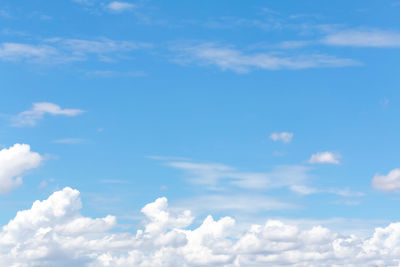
[13,102,84,127]
[1,187,400,266]
[0,144,42,194]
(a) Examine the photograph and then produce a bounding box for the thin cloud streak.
[172,42,360,73]
[13,102,84,127]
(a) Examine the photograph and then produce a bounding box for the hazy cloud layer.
[323,30,400,47]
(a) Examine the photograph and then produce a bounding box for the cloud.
[269,132,293,143]
[13,102,84,127]
[2,187,400,266]
[372,168,400,193]
[0,38,149,64]
[0,144,42,194]
[106,1,135,12]
[85,70,146,78]
[309,151,340,164]
[166,161,311,190]
[0,43,57,62]
[322,29,400,47]
[53,138,85,144]
[172,43,359,73]
[174,194,297,214]
[290,185,364,197]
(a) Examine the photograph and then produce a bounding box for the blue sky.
[2,1,400,266]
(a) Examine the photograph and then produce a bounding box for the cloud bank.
[2,187,400,266]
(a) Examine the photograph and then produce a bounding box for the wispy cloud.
[13,102,84,127]
[106,1,135,12]
[164,160,312,190]
[309,151,341,165]
[52,138,85,144]
[174,194,297,214]
[99,179,129,184]
[322,29,400,47]
[290,185,364,197]
[0,38,150,64]
[269,132,293,143]
[0,43,58,62]
[85,70,147,78]
[172,42,359,73]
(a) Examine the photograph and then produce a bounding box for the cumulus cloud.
[372,168,400,193]
[323,29,400,47]
[13,102,84,127]
[309,151,340,165]
[270,132,293,143]
[106,1,135,12]
[0,144,42,194]
[2,187,400,266]
[172,43,359,73]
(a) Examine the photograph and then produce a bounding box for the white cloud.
[13,102,84,127]
[0,38,149,64]
[0,144,42,194]
[269,132,293,143]
[2,187,400,266]
[53,138,85,144]
[174,194,297,214]
[166,161,311,190]
[290,185,364,198]
[173,43,359,73]
[322,29,400,47]
[107,1,135,12]
[309,151,340,164]
[0,43,57,62]
[372,168,400,193]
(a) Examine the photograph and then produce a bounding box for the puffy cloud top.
[1,187,400,266]
[372,168,400,193]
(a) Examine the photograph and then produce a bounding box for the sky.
[1,0,400,266]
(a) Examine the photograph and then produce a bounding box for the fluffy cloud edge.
[0,143,42,194]
[1,186,400,266]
